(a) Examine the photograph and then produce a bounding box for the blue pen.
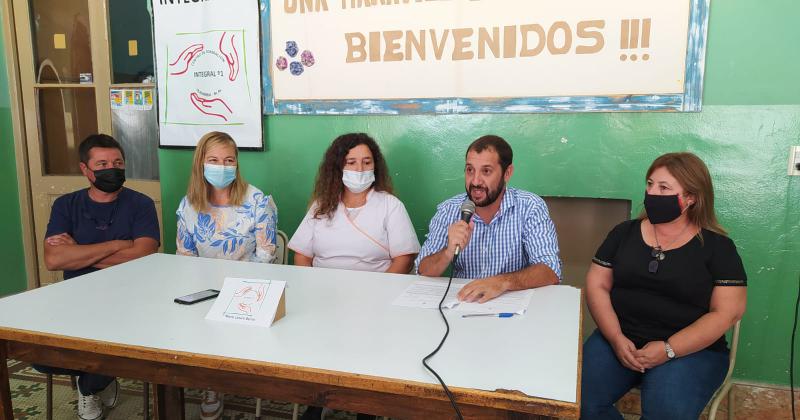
[461,312,515,318]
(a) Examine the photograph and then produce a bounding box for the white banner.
[268,0,691,101]
[153,0,262,148]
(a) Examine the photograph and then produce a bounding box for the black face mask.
[92,168,126,193]
[643,192,683,224]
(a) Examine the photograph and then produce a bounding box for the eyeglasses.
[649,246,665,274]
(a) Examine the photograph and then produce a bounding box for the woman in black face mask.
[580,152,747,420]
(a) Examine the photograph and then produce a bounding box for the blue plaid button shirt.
[415,188,562,280]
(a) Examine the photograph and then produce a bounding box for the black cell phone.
[174,289,220,305]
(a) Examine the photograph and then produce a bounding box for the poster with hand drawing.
[206,278,286,327]
[152,0,262,148]
[228,282,268,316]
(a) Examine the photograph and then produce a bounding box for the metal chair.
[707,320,742,420]
[274,229,289,265]
[255,230,293,419]
[45,374,76,420]
[45,375,150,420]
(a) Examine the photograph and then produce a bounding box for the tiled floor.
[6,359,359,419]
[616,382,800,420]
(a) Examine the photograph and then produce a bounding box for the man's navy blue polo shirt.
[45,188,161,279]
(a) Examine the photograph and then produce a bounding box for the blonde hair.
[638,152,727,236]
[187,132,248,213]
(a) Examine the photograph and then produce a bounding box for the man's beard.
[467,178,505,207]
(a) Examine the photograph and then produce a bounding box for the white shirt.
[288,190,420,272]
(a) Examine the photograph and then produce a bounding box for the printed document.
[392,279,535,314]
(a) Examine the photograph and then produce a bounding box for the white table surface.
[0,253,581,403]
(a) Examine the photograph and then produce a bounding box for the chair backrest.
[706,319,742,420]
[722,320,741,382]
[275,230,289,265]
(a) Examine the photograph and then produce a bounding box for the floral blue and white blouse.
[176,185,278,263]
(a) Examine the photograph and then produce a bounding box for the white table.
[0,253,582,419]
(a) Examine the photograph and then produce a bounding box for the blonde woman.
[175,131,278,419]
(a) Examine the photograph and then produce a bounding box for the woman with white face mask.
[289,133,419,420]
[177,131,278,263]
[289,133,420,274]
[175,131,278,420]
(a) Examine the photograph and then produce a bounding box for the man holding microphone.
[415,135,562,302]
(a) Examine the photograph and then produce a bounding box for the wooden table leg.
[143,382,150,420]
[154,384,185,420]
[0,341,13,420]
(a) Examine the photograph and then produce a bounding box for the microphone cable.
[791,271,799,420]
[790,170,799,420]
[422,254,465,420]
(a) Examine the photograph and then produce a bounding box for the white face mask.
[342,169,375,193]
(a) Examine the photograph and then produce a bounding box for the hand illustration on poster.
[166,32,246,123]
[169,43,204,76]
[229,283,266,316]
[190,92,233,121]
[219,32,240,82]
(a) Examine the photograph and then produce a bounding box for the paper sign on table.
[205,277,286,327]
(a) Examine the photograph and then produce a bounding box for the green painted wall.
[0,5,28,296]
[156,1,800,386]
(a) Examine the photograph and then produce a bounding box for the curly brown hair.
[311,133,393,219]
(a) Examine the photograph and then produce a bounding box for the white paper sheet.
[392,279,534,315]
[454,288,535,315]
[205,277,285,327]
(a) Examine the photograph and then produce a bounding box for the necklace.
[651,222,693,260]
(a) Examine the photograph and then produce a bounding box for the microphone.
[454,199,475,256]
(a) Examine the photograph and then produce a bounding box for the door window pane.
[38,87,97,175]
[109,0,155,84]
[29,0,92,84]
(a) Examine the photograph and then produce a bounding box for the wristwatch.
[664,341,676,360]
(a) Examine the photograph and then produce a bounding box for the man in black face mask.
[37,134,160,419]
[416,135,562,303]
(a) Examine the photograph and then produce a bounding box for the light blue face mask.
[203,163,237,189]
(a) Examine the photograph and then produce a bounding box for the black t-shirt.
[592,219,746,352]
[45,188,161,280]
